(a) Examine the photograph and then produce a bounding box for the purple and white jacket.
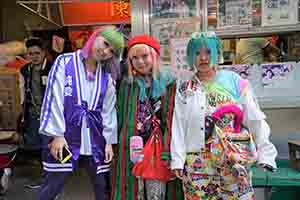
[39,50,117,174]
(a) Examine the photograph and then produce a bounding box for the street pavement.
[1,160,98,200]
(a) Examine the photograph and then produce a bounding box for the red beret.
[127,35,160,55]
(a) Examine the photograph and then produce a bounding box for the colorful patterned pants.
[183,152,255,200]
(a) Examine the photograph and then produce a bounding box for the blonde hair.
[127,44,160,80]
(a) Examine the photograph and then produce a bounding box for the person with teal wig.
[186,31,223,69]
[171,32,277,200]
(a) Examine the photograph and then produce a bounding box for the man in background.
[19,37,52,189]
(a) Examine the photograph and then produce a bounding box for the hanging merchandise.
[150,0,199,19]
[262,0,298,26]
[151,18,200,64]
[217,0,252,28]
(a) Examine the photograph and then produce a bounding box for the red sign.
[62,1,130,26]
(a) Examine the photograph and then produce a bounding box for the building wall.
[264,108,300,159]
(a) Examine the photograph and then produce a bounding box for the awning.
[16,1,131,27]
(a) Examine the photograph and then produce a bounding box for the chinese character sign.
[112,0,130,17]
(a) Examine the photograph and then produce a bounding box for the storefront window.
[208,0,253,30]
[261,0,298,27]
[208,0,299,31]
[131,0,300,109]
[133,0,300,70]
[220,32,300,67]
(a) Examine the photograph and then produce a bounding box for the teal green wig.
[186,32,223,68]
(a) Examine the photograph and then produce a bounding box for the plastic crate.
[288,140,300,172]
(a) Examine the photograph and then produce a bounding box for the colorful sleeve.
[39,55,66,137]
[116,80,128,135]
[161,82,176,160]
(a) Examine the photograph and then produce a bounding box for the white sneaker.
[1,168,11,194]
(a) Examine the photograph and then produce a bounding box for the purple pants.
[38,155,106,200]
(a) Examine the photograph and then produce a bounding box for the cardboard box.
[0,67,20,131]
[288,140,300,171]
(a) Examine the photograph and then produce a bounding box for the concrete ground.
[0,155,267,200]
[1,159,101,200]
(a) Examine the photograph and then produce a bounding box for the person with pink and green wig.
[38,26,124,200]
[171,32,277,200]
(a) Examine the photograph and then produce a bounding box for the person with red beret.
[112,35,183,200]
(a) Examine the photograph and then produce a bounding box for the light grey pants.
[138,178,166,200]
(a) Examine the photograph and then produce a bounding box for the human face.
[27,46,45,65]
[129,45,153,76]
[91,36,114,61]
[194,47,215,80]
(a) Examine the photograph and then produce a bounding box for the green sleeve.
[117,80,127,134]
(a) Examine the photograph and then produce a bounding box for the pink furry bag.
[210,104,258,167]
